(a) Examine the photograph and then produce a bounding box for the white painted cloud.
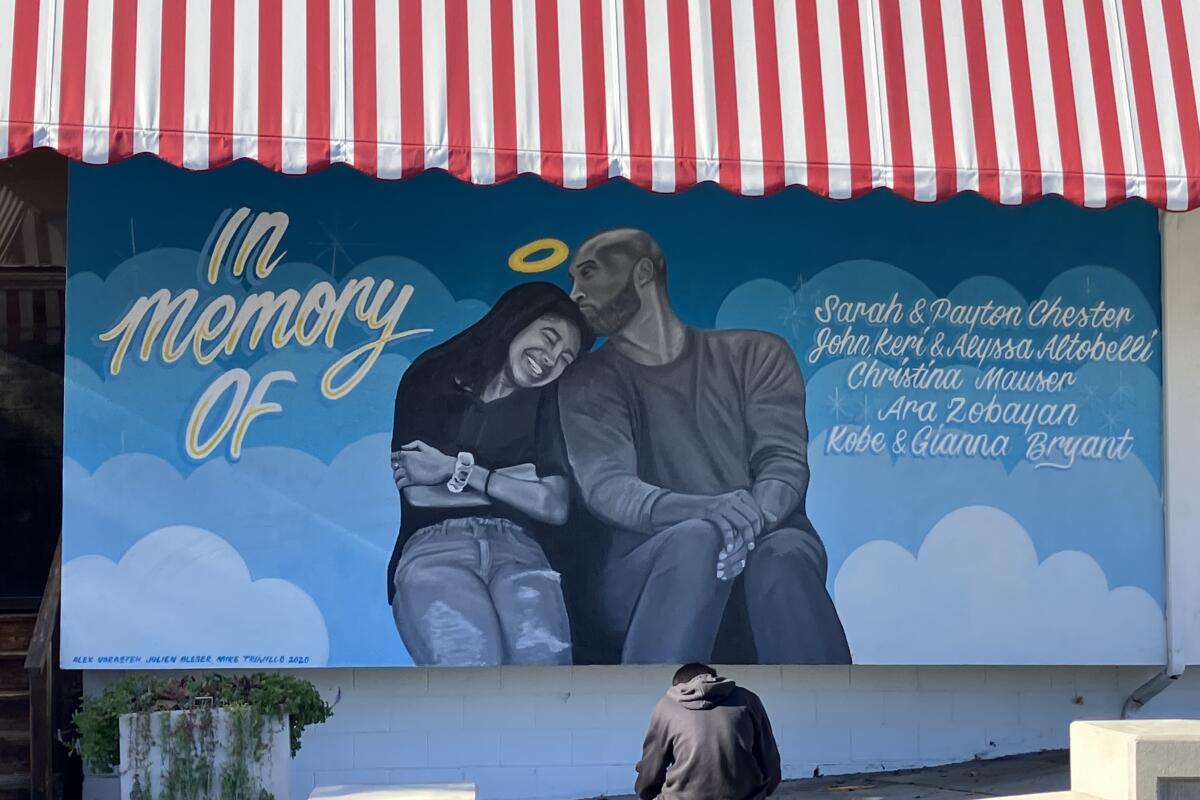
[833,505,1164,665]
[63,526,330,666]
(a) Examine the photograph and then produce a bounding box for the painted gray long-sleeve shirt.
[558,327,810,534]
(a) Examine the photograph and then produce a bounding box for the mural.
[62,159,1165,667]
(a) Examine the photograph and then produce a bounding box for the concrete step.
[311,785,476,800]
[1067,720,1200,800]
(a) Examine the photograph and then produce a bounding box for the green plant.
[70,673,333,776]
[156,708,215,800]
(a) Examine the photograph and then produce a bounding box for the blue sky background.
[63,158,1164,665]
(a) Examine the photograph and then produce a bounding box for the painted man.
[558,228,851,664]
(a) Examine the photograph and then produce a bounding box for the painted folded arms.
[400,461,570,525]
[402,463,536,506]
[392,378,573,525]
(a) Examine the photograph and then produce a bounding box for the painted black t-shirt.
[385,373,568,602]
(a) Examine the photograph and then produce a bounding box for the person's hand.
[393,441,457,487]
[717,540,748,582]
[715,505,780,581]
[701,489,766,569]
[390,450,408,492]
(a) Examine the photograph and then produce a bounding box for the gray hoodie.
[635,676,782,800]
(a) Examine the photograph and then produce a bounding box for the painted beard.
[585,276,642,336]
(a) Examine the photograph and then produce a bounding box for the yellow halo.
[508,238,569,273]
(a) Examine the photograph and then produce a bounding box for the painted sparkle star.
[1112,369,1133,405]
[116,218,159,260]
[857,394,872,423]
[1101,410,1121,435]
[308,218,377,278]
[781,294,810,339]
[826,386,848,419]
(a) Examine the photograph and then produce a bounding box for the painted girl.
[386,282,594,665]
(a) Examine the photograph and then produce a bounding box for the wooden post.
[25,536,60,800]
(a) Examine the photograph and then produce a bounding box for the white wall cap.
[1071,720,1200,740]
[309,785,476,800]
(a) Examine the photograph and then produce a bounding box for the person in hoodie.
[635,663,782,800]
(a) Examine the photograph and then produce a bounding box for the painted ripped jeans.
[391,516,573,666]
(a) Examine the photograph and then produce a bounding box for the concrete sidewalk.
[601,750,1069,799]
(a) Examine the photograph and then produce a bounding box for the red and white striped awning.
[1,1,1198,209]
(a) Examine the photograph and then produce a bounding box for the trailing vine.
[218,706,269,800]
[127,711,153,800]
[69,673,333,800]
[158,708,215,800]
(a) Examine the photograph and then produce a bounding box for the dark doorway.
[0,151,66,609]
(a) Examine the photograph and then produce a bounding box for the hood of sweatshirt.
[667,674,738,710]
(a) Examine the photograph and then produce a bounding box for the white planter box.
[1071,720,1200,800]
[118,709,291,800]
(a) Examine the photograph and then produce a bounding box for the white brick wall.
[82,666,1200,800]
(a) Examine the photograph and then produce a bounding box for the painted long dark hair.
[391,282,595,451]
